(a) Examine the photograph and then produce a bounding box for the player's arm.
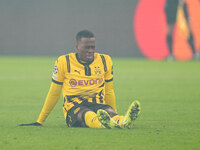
[36,57,65,124]
[19,56,65,126]
[105,80,117,112]
[36,82,62,124]
[19,82,62,126]
[104,55,117,112]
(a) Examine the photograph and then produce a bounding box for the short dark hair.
[76,30,95,42]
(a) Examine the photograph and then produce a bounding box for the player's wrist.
[36,120,43,125]
[35,122,42,125]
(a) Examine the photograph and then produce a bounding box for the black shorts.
[66,101,112,127]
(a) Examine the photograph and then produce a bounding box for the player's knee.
[104,107,118,117]
[167,25,174,35]
[77,108,92,123]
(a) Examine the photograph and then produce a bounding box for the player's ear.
[76,43,79,51]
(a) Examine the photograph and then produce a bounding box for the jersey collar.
[75,53,94,65]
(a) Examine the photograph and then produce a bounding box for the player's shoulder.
[57,53,75,61]
[95,53,112,61]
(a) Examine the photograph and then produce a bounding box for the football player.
[165,0,198,60]
[19,30,141,129]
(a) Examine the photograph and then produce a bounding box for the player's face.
[76,37,96,62]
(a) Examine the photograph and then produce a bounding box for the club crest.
[95,66,101,76]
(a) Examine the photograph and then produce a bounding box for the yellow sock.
[84,111,102,128]
[112,115,124,127]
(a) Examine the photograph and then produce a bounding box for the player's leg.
[96,109,120,129]
[164,1,178,60]
[121,100,141,129]
[77,108,103,128]
[187,32,197,59]
[104,102,141,129]
[66,104,102,128]
[166,24,175,59]
[77,107,120,129]
[104,107,124,128]
[86,103,120,129]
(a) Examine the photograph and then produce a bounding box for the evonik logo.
[69,78,103,87]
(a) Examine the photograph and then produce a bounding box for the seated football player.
[19,30,141,129]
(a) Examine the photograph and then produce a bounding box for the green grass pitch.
[0,56,200,150]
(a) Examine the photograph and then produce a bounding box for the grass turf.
[0,56,200,150]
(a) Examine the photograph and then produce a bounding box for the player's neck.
[76,53,93,64]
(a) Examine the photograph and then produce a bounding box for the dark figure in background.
[165,0,199,60]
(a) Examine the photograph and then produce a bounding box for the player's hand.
[19,122,42,126]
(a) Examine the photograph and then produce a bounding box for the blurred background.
[1,1,200,149]
[0,0,200,60]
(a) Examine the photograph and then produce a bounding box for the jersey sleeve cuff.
[52,79,63,85]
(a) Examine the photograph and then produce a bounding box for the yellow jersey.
[52,52,114,118]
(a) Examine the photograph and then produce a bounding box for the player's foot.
[193,51,200,60]
[167,54,174,61]
[97,109,121,129]
[122,100,141,129]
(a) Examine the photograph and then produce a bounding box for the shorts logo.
[69,79,77,87]
[53,66,58,74]
[69,78,103,87]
